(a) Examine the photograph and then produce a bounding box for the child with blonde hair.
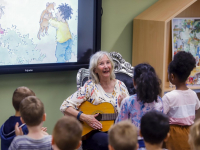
[189,119,200,150]
[108,120,138,150]
[52,116,82,150]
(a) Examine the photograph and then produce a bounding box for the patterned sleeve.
[60,80,93,114]
[115,97,129,123]
[120,81,130,97]
[162,94,170,114]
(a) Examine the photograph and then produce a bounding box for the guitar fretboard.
[101,113,118,121]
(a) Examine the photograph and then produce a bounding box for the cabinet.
[132,0,200,95]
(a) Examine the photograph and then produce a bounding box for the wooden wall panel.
[177,0,200,17]
[164,21,172,84]
[132,19,165,94]
[135,0,196,21]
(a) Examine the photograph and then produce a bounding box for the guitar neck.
[101,113,118,121]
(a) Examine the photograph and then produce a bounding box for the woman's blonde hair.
[189,119,200,150]
[89,51,115,84]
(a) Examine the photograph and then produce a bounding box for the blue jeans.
[55,39,72,62]
[82,131,108,150]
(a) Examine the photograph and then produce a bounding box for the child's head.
[133,63,161,103]
[57,3,73,21]
[12,86,35,112]
[140,110,169,145]
[189,119,200,150]
[19,96,45,127]
[52,116,82,150]
[168,51,196,83]
[108,120,138,150]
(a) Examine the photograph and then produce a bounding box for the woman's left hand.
[118,93,126,107]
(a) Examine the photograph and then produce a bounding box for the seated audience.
[0,87,35,150]
[162,51,200,150]
[108,120,138,150]
[140,110,170,150]
[9,96,52,150]
[52,116,82,150]
[115,63,163,149]
[189,119,200,150]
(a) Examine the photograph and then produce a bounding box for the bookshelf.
[132,0,200,95]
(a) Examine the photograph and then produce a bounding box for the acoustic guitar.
[78,101,118,137]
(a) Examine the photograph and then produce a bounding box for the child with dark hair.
[116,63,163,149]
[9,96,52,150]
[163,51,200,150]
[52,116,82,150]
[140,110,170,150]
[0,87,35,150]
[49,3,73,62]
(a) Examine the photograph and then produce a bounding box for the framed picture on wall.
[172,18,200,85]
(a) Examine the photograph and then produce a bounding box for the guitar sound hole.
[95,113,102,121]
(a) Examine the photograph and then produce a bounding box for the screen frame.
[0,0,102,74]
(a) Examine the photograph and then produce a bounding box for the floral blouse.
[60,79,129,114]
[115,94,163,129]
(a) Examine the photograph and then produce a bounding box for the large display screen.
[0,0,101,74]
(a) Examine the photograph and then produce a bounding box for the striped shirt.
[9,135,52,150]
[163,89,200,125]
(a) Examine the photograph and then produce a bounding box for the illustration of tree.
[0,26,45,65]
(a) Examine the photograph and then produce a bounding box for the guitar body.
[79,101,116,137]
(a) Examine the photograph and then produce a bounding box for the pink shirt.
[162,89,200,125]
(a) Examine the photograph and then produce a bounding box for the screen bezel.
[0,0,102,74]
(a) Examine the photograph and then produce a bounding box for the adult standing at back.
[60,51,129,150]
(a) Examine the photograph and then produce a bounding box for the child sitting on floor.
[52,116,82,150]
[0,87,35,150]
[162,51,200,150]
[140,110,170,150]
[108,120,138,150]
[189,119,200,150]
[9,96,52,150]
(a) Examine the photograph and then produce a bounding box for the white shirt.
[60,79,129,113]
[162,89,200,125]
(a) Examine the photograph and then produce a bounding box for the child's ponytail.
[134,63,161,103]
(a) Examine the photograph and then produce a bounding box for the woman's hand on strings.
[84,113,102,130]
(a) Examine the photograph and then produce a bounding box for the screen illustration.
[0,0,78,66]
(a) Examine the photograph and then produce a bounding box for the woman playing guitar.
[60,51,129,150]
